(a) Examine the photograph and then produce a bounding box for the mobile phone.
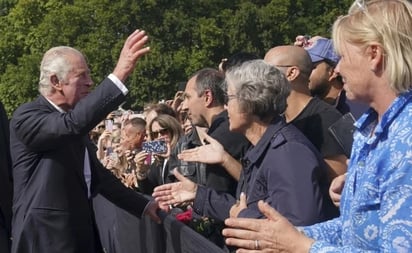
[105,119,113,132]
[142,140,167,154]
[105,146,113,155]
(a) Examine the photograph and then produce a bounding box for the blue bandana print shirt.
[303,90,412,253]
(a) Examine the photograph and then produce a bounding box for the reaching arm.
[178,133,242,180]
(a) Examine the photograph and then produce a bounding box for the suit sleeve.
[95,157,150,218]
[12,78,125,152]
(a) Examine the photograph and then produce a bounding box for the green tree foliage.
[0,0,352,116]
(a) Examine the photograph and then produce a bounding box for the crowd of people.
[0,0,411,252]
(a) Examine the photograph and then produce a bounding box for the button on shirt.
[303,90,412,252]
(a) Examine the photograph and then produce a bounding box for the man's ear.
[204,89,214,107]
[50,75,62,90]
[286,66,300,81]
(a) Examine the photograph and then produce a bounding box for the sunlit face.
[150,121,171,144]
[334,41,372,102]
[309,61,333,98]
[181,77,208,128]
[60,53,93,109]
[225,79,249,133]
[120,124,146,150]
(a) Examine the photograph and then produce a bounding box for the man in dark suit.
[9,29,159,253]
[0,101,12,253]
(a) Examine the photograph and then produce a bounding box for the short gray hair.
[225,60,291,121]
[38,46,83,96]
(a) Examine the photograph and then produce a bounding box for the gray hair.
[191,68,226,106]
[38,46,84,96]
[225,60,291,120]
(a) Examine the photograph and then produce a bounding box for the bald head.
[264,46,313,78]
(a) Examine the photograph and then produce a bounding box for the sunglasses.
[150,128,169,139]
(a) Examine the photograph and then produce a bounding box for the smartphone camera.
[142,140,167,154]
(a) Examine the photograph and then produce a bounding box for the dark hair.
[190,68,226,106]
[144,103,177,119]
[221,52,260,73]
[124,117,146,130]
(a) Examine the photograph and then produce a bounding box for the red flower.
[175,209,193,224]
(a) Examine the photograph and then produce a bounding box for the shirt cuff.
[108,73,128,95]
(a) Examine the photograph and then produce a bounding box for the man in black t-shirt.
[265,45,348,183]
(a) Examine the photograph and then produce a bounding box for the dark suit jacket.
[0,101,12,252]
[10,78,150,253]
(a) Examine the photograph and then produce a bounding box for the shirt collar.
[44,96,65,113]
[244,115,286,165]
[355,89,412,138]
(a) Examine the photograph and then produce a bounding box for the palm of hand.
[170,180,196,204]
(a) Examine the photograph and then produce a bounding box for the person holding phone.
[134,114,183,194]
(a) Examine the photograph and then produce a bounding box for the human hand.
[178,133,225,164]
[229,192,247,218]
[223,201,314,252]
[134,151,149,167]
[152,169,198,206]
[171,91,184,111]
[112,29,150,82]
[329,173,346,208]
[144,200,161,224]
[294,35,311,47]
[122,172,137,188]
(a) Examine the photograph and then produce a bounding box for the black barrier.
[93,194,227,253]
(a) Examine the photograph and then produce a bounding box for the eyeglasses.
[150,128,169,138]
[97,125,105,129]
[274,64,295,68]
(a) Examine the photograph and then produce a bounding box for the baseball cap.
[304,38,340,65]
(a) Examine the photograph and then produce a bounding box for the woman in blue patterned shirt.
[221,0,412,252]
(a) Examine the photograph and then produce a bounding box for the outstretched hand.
[152,169,198,207]
[178,133,225,164]
[113,29,150,82]
[223,201,314,252]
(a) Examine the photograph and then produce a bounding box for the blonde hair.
[332,0,412,94]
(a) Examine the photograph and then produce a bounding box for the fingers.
[202,133,215,144]
[224,217,264,232]
[153,183,173,195]
[172,168,187,182]
[113,29,150,82]
[223,237,258,250]
[258,201,282,221]
[239,192,247,207]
